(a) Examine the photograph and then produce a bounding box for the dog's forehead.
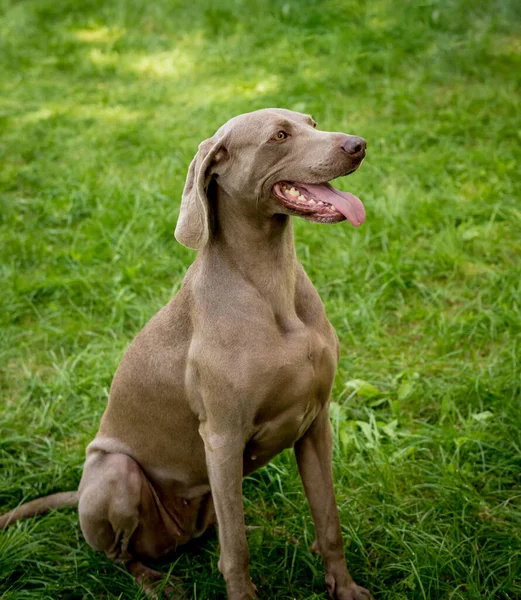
[214,108,313,141]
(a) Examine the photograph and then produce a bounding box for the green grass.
[1,0,521,598]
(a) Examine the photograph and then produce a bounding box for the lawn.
[1,0,521,598]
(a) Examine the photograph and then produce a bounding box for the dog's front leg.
[199,424,257,600]
[295,406,372,600]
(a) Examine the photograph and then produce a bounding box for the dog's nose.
[341,136,366,157]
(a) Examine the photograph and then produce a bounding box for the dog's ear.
[175,137,226,250]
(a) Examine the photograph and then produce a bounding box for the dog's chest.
[244,321,337,465]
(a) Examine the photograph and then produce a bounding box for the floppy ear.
[175,138,225,250]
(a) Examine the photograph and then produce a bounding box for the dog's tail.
[0,491,79,529]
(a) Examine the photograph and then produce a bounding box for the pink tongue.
[302,183,366,227]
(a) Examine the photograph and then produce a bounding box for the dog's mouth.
[272,181,365,226]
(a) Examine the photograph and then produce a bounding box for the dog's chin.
[272,176,365,227]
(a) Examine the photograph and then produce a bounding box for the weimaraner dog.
[1,108,371,599]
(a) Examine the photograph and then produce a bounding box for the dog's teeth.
[317,201,324,206]
[308,199,316,204]
[298,194,307,201]
[288,188,299,197]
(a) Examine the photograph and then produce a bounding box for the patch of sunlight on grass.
[73,26,125,44]
[117,32,208,79]
[135,49,200,78]
[88,47,120,68]
[88,43,202,81]
[218,75,281,100]
[21,107,55,123]
[128,48,282,101]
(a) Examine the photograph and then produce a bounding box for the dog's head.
[175,108,366,249]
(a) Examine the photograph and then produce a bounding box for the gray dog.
[1,109,371,600]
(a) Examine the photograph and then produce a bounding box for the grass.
[1,0,521,597]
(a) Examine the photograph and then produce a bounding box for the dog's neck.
[199,186,299,318]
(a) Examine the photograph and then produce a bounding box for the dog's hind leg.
[78,451,183,598]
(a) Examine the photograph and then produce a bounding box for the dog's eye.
[274,131,288,141]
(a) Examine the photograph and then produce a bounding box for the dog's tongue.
[303,183,366,227]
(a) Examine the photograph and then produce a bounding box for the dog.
[1,108,371,600]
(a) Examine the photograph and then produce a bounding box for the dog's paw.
[334,584,372,600]
[226,578,259,599]
[227,592,258,600]
[326,575,372,600]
